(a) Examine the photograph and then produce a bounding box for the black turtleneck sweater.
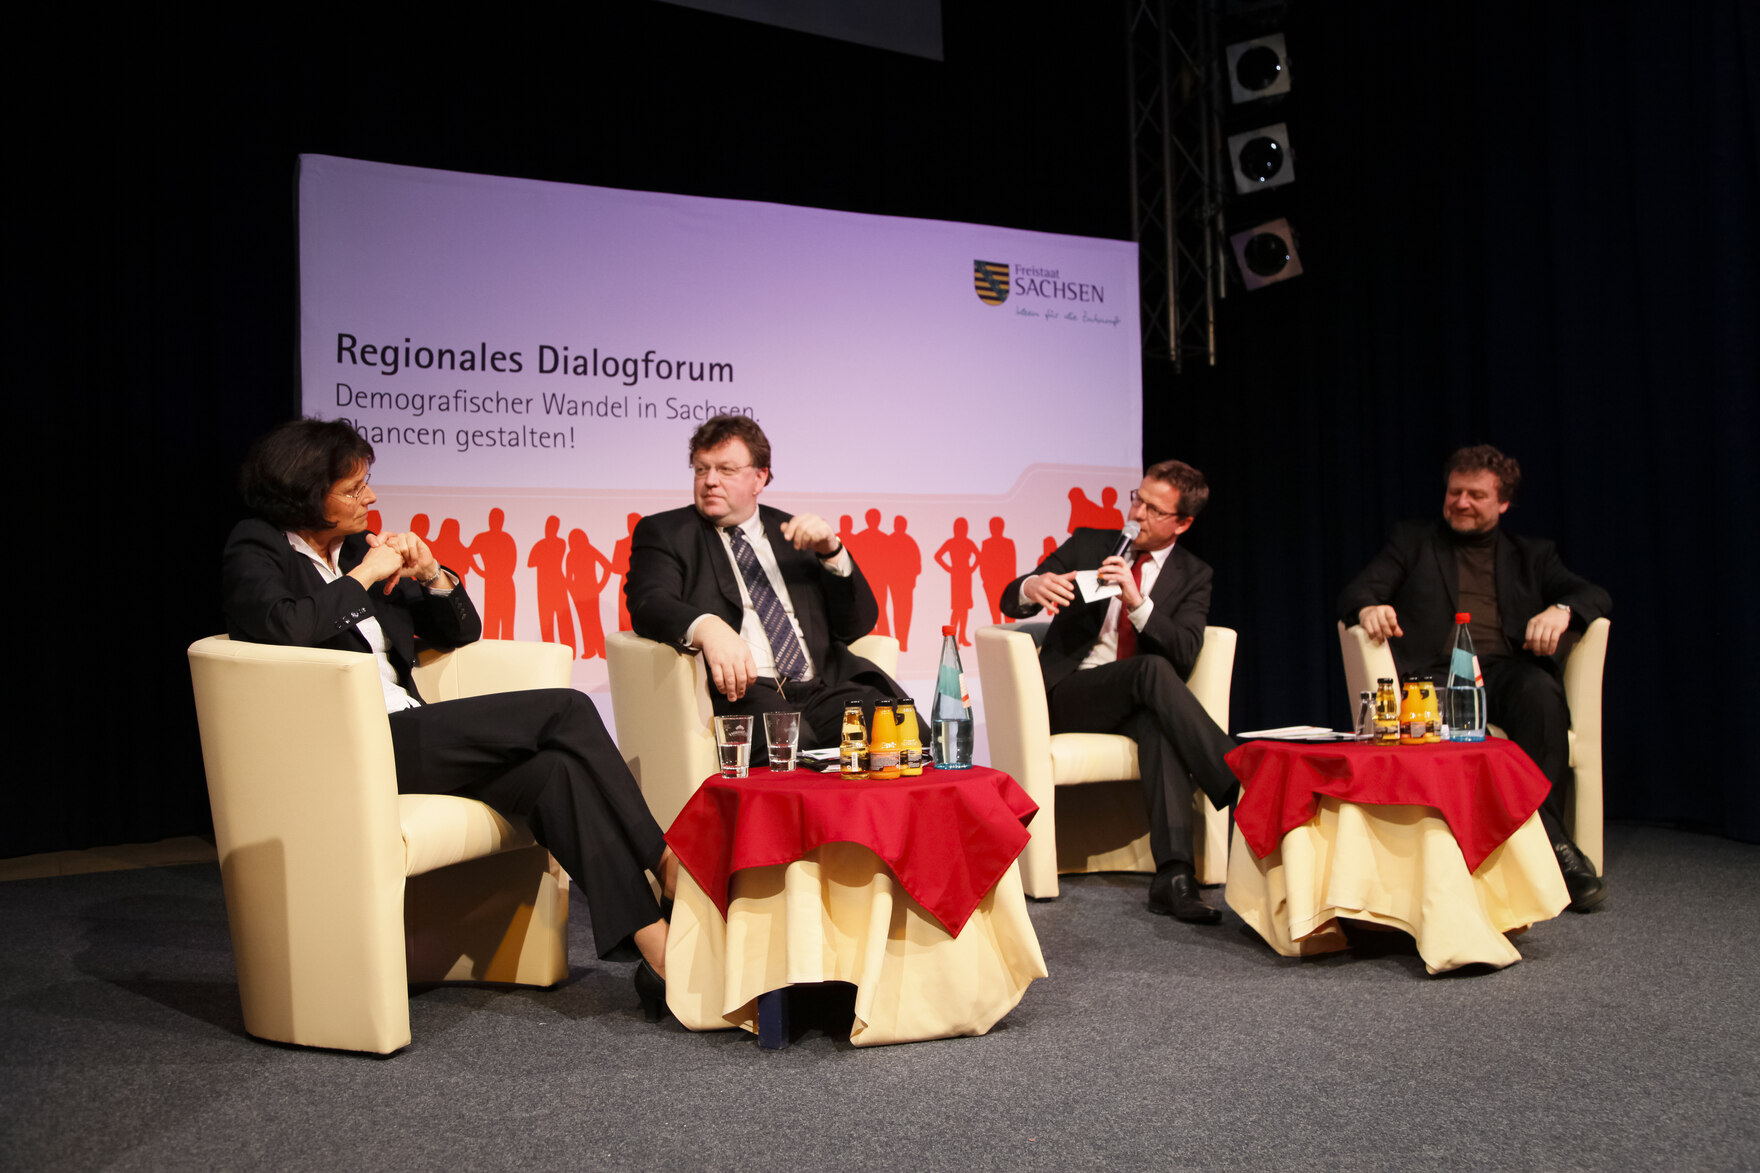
[1452,527,1511,658]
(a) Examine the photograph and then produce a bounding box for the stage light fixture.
[1225,34,1290,104]
[1227,123,1295,194]
[1229,218,1302,290]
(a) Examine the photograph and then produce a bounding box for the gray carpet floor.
[2,823,1755,1172]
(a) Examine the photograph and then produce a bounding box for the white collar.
[1139,541,1175,568]
[722,512,767,542]
[286,530,344,569]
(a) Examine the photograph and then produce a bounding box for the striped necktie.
[727,525,809,681]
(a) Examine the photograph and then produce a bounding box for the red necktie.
[1114,552,1151,660]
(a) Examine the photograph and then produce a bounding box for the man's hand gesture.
[1523,606,1571,656]
[1359,604,1403,645]
[695,617,758,701]
[1022,571,1079,616]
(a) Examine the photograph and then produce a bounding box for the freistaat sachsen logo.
[974,260,1009,306]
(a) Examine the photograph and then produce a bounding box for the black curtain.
[1159,1,1759,841]
[7,1,1755,857]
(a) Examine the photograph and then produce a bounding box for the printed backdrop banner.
[298,154,1142,690]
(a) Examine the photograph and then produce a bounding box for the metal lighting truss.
[1126,0,1225,368]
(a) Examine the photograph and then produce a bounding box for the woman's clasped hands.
[349,531,444,594]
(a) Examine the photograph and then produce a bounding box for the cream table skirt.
[665,841,1048,1046]
[1226,796,1570,974]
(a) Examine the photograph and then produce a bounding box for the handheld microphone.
[1107,520,1141,561]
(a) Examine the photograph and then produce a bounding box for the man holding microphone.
[1001,459,1239,924]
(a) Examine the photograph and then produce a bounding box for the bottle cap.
[1455,612,1471,623]
[942,625,954,635]
[1377,677,1394,685]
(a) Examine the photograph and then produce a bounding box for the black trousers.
[713,677,930,763]
[1046,656,1240,871]
[388,688,666,958]
[1480,655,1573,843]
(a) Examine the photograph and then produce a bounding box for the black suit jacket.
[626,504,892,690]
[1336,520,1611,679]
[1000,528,1213,692]
[222,518,481,702]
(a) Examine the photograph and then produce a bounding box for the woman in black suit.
[222,418,673,1019]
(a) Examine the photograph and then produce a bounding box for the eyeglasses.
[1129,488,1182,522]
[691,462,757,480]
[332,473,373,501]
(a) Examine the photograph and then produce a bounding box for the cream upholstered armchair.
[1337,618,1610,873]
[605,630,900,829]
[974,622,1237,899]
[187,635,573,1055]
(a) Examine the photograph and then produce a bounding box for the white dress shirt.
[1078,542,1174,671]
[685,512,853,681]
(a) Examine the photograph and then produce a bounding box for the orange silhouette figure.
[610,512,642,632]
[1041,535,1058,561]
[935,518,980,647]
[528,515,576,655]
[889,515,921,651]
[978,516,1017,625]
[469,508,518,639]
[1066,487,1106,533]
[567,527,613,660]
[838,514,856,551]
[409,513,431,543]
[366,509,383,535]
[431,518,473,584]
[846,509,891,637]
[1096,487,1126,530]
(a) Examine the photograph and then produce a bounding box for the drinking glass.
[713,714,753,778]
[763,711,801,773]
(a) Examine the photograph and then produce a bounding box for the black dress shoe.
[1552,837,1608,913]
[634,959,669,1022]
[1148,870,1222,924]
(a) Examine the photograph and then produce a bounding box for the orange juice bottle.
[868,701,902,780]
[895,699,923,776]
[1419,678,1441,743]
[1399,681,1426,745]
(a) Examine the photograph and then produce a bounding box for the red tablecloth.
[1228,738,1552,871]
[665,765,1038,937]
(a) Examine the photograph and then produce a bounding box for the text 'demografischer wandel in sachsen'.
[329,333,760,450]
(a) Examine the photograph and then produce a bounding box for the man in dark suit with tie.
[625,415,914,754]
[1338,444,1611,911]
[1000,459,1240,924]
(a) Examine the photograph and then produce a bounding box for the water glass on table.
[714,714,753,778]
[763,711,801,773]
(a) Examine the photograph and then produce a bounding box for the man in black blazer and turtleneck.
[1001,459,1240,925]
[1338,444,1612,912]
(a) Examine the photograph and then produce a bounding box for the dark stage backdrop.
[7,1,1755,857]
[1160,1,1759,843]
